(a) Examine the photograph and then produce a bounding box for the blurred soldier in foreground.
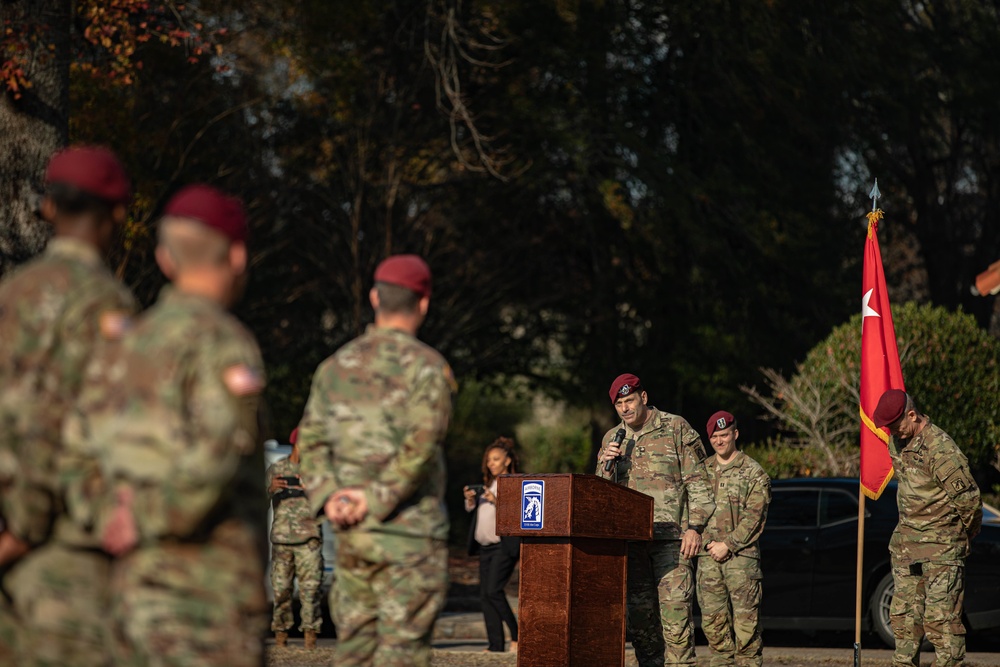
[79,184,268,666]
[268,427,323,649]
[0,146,135,665]
[596,374,715,667]
[873,389,981,667]
[298,254,455,667]
[695,411,770,667]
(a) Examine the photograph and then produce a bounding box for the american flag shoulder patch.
[99,310,132,340]
[223,364,264,396]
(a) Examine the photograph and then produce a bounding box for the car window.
[819,489,858,526]
[767,488,820,528]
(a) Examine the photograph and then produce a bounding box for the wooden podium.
[496,473,653,667]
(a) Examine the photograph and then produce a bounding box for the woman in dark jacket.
[463,437,520,653]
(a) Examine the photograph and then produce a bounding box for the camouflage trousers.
[271,538,324,632]
[7,542,113,667]
[627,540,695,667]
[696,555,763,667]
[332,532,448,667]
[113,529,269,667]
[890,560,965,667]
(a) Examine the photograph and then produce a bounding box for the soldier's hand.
[706,540,732,563]
[269,477,289,494]
[680,528,702,559]
[0,530,30,567]
[326,488,368,528]
[103,488,139,556]
[598,443,622,463]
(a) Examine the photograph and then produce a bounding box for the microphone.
[604,428,627,472]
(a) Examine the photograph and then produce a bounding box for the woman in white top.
[463,437,520,653]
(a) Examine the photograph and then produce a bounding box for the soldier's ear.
[39,197,57,224]
[369,287,380,311]
[418,295,430,317]
[229,241,247,275]
[155,244,177,279]
[640,390,648,405]
[110,203,128,226]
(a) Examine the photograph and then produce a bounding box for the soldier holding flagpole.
[854,180,905,666]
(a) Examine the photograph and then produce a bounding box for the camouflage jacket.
[267,457,320,545]
[701,451,770,559]
[596,407,715,540]
[0,237,135,545]
[888,420,982,564]
[298,325,454,541]
[71,287,266,550]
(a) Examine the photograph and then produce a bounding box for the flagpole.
[855,178,882,667]
[855,488,866,666]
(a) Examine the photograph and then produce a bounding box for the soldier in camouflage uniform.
[76,184,269,667]
[0,146,136,666]
[695,411,770,667]
[596,373,715,667]
[298,254,454,667]
[267,427,323,649]
[872,390,982,667]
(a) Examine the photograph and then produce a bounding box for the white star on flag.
[862,288,880,319]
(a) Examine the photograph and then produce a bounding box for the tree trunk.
[0,0,71,278]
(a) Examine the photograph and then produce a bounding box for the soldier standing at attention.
[596,373,715,667]
[696,411,770,667]
[268,427,323,649]
[0,146,136,665]
[82,184,269,666]
[297,254,454,667]
[872,389,981,667]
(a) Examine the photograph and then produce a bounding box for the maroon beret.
[374,255,432,298]
[706,411,737,437]
[289,427,299,445]
[609,373,642,403]
[873,389,907,428]
[45,145,131,204]
[163,184,247,243]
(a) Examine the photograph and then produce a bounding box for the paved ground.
[266,635,1000,667]
[266,551,1000,666]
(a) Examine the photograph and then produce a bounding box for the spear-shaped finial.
[869,179,881,213]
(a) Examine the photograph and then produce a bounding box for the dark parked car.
[758,478,1000,647]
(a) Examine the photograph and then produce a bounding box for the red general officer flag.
[859,208,904,499]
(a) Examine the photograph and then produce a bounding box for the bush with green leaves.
[743,438,859,480]
[746,302,1000,474]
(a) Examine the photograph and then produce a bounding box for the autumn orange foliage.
[1,0,225,97]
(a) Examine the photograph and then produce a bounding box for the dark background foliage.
[4,0,1000,524]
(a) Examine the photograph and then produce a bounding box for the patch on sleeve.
[223,364,265,396]
[99,310,132,340]
[443,363,458,393]
[950,474,970,493]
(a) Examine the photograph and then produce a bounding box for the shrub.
[745,302,1000,473]
[743,438,858,480]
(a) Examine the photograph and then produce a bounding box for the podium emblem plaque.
[520,480,544,530]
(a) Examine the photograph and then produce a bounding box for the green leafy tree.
[745,302,1000,473]
[841,0,1000,329]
